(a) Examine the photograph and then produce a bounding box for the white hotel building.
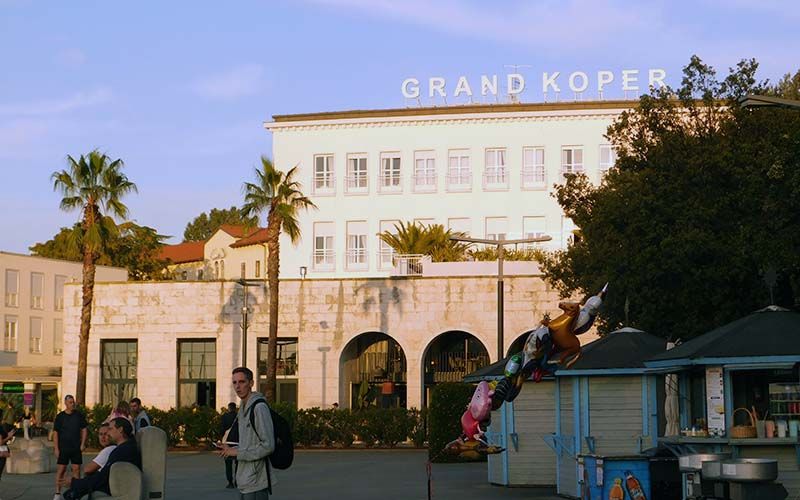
[266,100,628,279]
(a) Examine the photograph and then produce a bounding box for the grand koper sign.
[401,69,667,100]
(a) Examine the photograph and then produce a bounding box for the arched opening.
[507,329,536,358]
[339,332,407,409]
[422,331,490,407]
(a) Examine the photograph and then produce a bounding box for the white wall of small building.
[268,106,626,279]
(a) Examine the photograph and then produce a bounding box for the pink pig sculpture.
[460,381,494,442]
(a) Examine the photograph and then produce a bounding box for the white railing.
[413,173,437,192]
[483,169,508,189]
[313,174,335,194]
[5,293,18,307]
[446,171,472,192]
[378,249,395,270]
[378,174,402,192]
[346,248,368,269]
[392,254,426,276]
[561,165,584,177]
[32,296,43,309]
[521,167,546,189]
[345,174,368,192]
[55,297,64,311]
[312,250,335,270]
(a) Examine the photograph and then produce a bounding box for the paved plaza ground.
[2,450,560,500]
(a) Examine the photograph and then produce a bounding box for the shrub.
[427,382,474,463]
[409,407,428,448]
[327,409,357,447]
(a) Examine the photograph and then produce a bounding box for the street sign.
[2,382,24,394]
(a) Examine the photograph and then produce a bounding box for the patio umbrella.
[664,342,680,436]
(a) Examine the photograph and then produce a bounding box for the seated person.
[84,423,117,475]
[60,417,141,499]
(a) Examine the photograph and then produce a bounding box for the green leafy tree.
[30,222,169,280]
[51,150,137,403]
[378,221,471,262]
[183,206,258,242]
[539,56,800,340]
[241,156,315,403]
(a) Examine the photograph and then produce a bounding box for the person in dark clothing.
[54,395,88,499]
[221,402,238,488]
[0,423,16,481]
[61,418,141,500]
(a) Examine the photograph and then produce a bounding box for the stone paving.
[1,449,560,500]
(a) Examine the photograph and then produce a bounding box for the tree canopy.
[183,206,258,242]
[30,221,169,280]
[539,57,800,341]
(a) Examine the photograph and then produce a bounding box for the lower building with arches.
[60,273,597,410]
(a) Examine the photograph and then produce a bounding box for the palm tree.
[379,221,471,262]
[242,156,315,403]
[52,150,137,404]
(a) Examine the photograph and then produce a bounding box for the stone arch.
[507,328,537,357]
[421,330,490,407]
[339,331,407,409]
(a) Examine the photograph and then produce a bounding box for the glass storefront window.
[258,338,298,408]
[101,340,138,406]
[178,340,216,408]
[732,368,798,426]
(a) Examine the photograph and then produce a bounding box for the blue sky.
[1,0,798,252]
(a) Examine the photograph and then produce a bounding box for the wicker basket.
[730,407,757,438]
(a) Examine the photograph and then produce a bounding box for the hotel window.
[599,145,616,178]
[54,275,66,311]
[448,217,471,236]
[379,153,402,193]
[484,148,508,189]
[3,316,17,352]
[313,222,335,271]
[5,269,18,307]
[485,217,508,241]
[30,272,44,309]
[561,147,584,175]
[101,340,138,406]
[345,154,368,193]
[178,340,217,408]
[379,220,401,270]
[346,221,368,270]
[413,151,437,192]
[258,338,299,408]
[447,150,471,191]
[54,319,63,355]
[522,147,546,189]
[313,154,335,194]
[523,216,547,247]
[255,260,261,278]
[29,317,42,354]
[241,262,246,279]
[561,216,578,247]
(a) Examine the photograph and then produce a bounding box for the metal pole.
[497,241,505,361]
[241,280,249,368]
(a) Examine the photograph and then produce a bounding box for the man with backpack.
[219,367,275,499]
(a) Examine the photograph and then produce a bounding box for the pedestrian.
[332,402,339,410]
[103,401,133,425]
[53,395,88,500]
[218,367,275,499]
[61,417,141,500]
[0,423,16,481]
[83,423,116,476]
[221,402,238,489]
[129,398,151,434]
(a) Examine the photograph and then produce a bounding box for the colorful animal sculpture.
[460,381,494,442]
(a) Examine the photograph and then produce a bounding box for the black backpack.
[247,399,294,470]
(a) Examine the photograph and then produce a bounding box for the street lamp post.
[450,235,552,361]
[238,278,266,368]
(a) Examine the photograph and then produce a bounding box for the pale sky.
[1,0,798,252]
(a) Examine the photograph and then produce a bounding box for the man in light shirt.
[84,423,116,475]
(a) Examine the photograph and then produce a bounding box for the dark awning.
[558,327,667,374]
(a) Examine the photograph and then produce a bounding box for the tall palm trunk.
[264,214,281,403]
[76,204,98,405]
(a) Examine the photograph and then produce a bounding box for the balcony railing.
[346,248,368,269]
[483,169,508,189]
[521,167,546,189]
[345,174,368,193]
[412,173,437,192]
[312,249,335,270]
[378,249,395,270]
[392,254,425,276]
[378,173,402,193]
[352,352,407,383]
[561,165,584,178]
[446,170,472,192]
[312,174,335,195]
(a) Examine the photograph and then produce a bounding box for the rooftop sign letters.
[401,69,667,101]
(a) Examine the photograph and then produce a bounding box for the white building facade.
[265,101,630,279]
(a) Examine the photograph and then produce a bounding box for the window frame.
[446,149,472,192]
[312,154,336,195]
[345,153,369,194]
[599,144,616,178]
[413,150,437,192]
[176,339,217,408]
[3,316,18,352]
[521,147,546,190]
[378,152,402,193]
[483,148,509,190]
[312,222,336,271]
[561,146,585,176]
[5,269,19,308]
[54,275,67,311]
[101,340,138,406]
[345,220,368,271]
[29,316,43,354]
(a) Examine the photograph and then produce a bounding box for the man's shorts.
[57,448,83,466]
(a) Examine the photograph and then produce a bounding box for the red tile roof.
[159,241,205,264]
[229,228,269,248]
[218,224,249,238]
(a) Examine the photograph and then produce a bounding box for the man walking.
[61,417,141,499]
[53,395,88,500]
[218,367,274,499]
[221,402,238,488]
[129,397,150,434]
